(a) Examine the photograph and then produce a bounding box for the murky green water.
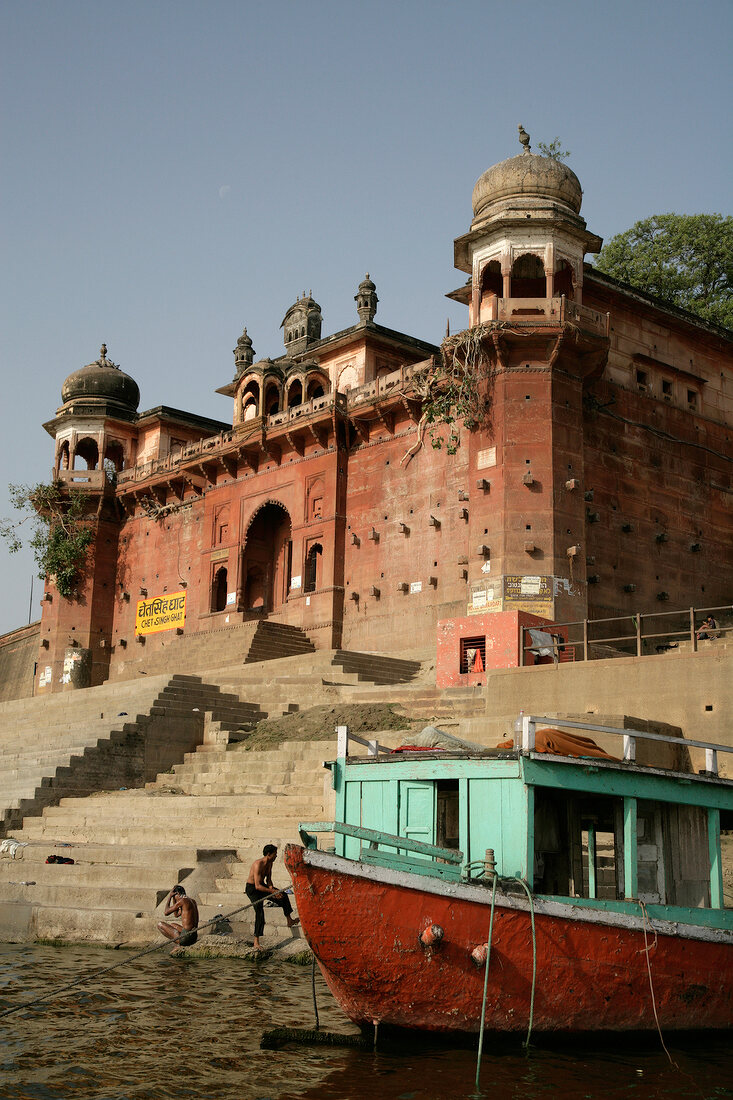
[0,944,731,1100]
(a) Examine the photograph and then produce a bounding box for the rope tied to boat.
[0,891,288,1021]
[474,872,498,1092]
[638,899,677,1070]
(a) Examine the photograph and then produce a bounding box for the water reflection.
[1,944,731,1100]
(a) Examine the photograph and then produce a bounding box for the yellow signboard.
[136,592,186,636]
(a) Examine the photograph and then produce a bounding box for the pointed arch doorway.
[241,502,292,614]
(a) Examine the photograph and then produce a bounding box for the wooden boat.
[284,717,733,1037]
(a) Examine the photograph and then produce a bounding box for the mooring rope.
[0,891,287,1021]
[474,872,498,1093]
[512,877,537,1051]
[311,954,320,1030]
[638,900,677,1069]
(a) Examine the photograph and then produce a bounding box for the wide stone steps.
[1,732,333,944]
[0,673,266,837]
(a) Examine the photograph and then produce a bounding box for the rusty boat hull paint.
[285,844,733,1035]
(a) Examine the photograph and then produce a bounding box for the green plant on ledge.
[1,480,94,599]
[402,328,494,464]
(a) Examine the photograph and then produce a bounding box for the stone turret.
[453,126,602,324]
[355,273,378,323]
[280,293,322,356]
[233,327,255,374]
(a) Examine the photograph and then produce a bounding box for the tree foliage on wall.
[594,213,733,329]
[0,481,94,598]
[403,330,494,462]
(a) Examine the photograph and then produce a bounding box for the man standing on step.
[246,844,299,950]
[158,885,199,946]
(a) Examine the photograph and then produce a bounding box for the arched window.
[241,380,260,422]
[511,253,545,298]
[480,260,502,298]
[264,382,280,417]
[554,259,574,299]
[73,436,99,470]
[304,543,322,593]
[212,566,228,613]
[58,440,70,471]
[287,380,303,408]
[104,440,125,472]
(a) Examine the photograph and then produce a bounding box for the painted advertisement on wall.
[503,574,553,616]
[135,592,187,636]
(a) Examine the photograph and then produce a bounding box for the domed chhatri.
[471,126,582,222]
[61,344,140,413]
[233,326,255,374]
[355,272,378,323]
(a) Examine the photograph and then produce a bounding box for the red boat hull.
[285,844,733,1035]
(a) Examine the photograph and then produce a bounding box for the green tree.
[0,481,94,598]
[594,214,733,329]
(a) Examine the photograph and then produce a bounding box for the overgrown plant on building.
[0,481,94,598]
[403,329,494,462]
[537,137,571,161]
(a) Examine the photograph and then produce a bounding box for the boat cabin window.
[534,789,621,899]
[534,789,715,907]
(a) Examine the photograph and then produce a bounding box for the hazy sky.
[1,0,731,636]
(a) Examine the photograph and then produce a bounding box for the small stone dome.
[61,344,140,411]
[472,151,582,220]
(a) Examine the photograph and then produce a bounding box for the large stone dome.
[61,345,140,412]
[472,151,582,220]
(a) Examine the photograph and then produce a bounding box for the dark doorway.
[212,567,228,612]
[242,502,292,612]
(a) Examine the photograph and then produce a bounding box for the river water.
[1,944,731,1100]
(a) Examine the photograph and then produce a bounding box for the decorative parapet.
[55,468,107,490]
[479,296,609,337]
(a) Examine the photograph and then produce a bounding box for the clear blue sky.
[1,0,731,636]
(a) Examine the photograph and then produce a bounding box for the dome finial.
[518,124,531,154]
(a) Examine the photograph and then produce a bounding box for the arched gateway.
[241,502,292,613]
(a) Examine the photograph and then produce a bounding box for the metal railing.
[520,604,731,665]
[517,715,733,777]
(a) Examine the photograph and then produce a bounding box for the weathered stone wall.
[484,648,733,774]
[0,622,40,703]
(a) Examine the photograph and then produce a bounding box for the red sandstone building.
[33,136,733,693]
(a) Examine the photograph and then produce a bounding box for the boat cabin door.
[398,781,437,848]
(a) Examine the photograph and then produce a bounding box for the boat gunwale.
[289,845,733,943]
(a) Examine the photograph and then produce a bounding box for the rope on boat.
[311,954,320,1030]
[0,892,282,1021]
[512,877,537,1050]
[474,873,498,1092]
[638,900,677,1069]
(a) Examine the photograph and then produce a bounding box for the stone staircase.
[0,737,335,945]
[108,620,316,681]
[0,674,265,837]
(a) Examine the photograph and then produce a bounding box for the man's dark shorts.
[177,929,198,946]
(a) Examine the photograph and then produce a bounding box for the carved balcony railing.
[479,296,609,337]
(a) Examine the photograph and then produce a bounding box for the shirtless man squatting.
[158,885,199,946]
